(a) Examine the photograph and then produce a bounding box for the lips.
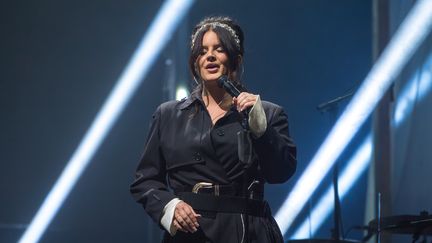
[205,63,220,73]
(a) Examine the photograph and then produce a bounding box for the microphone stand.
[316,90,354,241]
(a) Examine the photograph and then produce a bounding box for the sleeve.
[251,104,297,183]
[161,198,182,235]
[130,105,177,228]
[248,95,267,138]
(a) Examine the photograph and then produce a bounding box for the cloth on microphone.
[248,95,267,138]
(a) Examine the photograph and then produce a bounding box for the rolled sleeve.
[160,198,182,235]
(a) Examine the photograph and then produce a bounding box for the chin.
[202,73,223,82]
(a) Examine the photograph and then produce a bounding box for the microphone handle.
[217,75,250,129]
[217,75,241,97]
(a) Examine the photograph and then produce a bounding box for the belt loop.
[215,184,220,196]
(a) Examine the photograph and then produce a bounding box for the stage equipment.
[369,211,432,242]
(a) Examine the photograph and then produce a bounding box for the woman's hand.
[173,201,201,233]
[233,92,258,112]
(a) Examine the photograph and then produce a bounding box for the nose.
[206,53,216,62]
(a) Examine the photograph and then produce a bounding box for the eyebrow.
[201,43,222,49]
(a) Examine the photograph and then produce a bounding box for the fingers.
[173,219,187,233]
[174,201,201,233]
[233,92,258,112]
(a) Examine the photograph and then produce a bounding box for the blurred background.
[1,0,431,242]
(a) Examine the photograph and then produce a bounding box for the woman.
[130,16,297,243]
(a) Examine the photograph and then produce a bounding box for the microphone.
[217,75,251,131]
[217,75,241,97]
[217,75,251,120]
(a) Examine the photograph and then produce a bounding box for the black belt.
[177,192,267,217]
[176,181,264,199]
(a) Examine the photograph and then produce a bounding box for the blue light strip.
[275,0,432,234]
[18,1,194,242]
[290,55,432,238]
[289,48,432,239]
[393,53,432,126]
[291,135,372,239]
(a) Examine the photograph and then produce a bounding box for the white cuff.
[248,95,267,138]
[160,198,182,236]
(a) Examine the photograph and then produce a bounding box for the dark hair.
[189,16,245,91]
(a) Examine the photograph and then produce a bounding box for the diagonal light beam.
[393,54,432,126]
[291,53,432,238]
[291,135,372,239]
[276,0,432,234]
[18,1,194,242]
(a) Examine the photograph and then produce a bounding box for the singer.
[130,16,297,243]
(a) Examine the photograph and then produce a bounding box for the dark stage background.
[1,1,375,242]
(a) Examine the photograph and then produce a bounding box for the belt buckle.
[192,182,219,196]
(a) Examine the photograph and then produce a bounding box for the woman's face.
[197,30,229,83]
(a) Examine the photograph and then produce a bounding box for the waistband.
[177,192,267,217]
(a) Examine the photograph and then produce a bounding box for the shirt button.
[217,129,225,136]
[193,152,202,161]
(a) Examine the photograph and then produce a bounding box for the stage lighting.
[18,1,194,243]
[287,22,432,242]
[291,135,372,239]
[290,52,432,238]
[176,86,189,101]
[275,0,432,234]
[290,60,431,238]
[394,53,432,126]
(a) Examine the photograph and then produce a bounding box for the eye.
[200,48,207,55]
[216,47,225,52]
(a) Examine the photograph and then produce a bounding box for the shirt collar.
[177,90,202,110]
[177,89,237,114]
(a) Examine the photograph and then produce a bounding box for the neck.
[202,83,230,107]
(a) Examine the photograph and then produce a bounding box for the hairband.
[191,22,240,50]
